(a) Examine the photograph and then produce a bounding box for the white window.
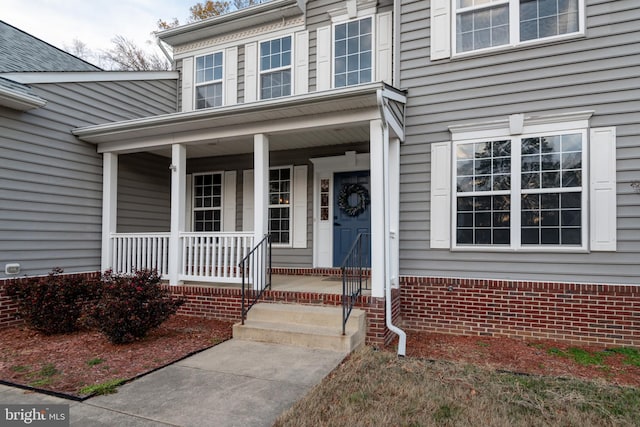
[430,112,618,252]
[195,52,223,109]
[269,167,292,244]
[454,0,583,54]
[454,131,586,248]
[334,17,373,88]
[193,173,223,231]
[260,36,292,100]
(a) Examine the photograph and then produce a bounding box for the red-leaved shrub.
[87,270,184,344]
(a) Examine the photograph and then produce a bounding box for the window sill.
[449,32,586,61]
[450,246,589,254]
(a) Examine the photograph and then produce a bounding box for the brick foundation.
[400,276,640,347]
[0,272,101,330]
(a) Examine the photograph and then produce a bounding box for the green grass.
[27,363,60,388]
[605,347,640,367]
[10,365,29,373]
[274,347,640,427]
[79,378,126,396]
[86,358,105,367]
[547,346,640,368]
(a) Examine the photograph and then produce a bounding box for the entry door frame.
[310,151,370,268]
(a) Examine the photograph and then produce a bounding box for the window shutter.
[430,142,452,248]
[223,171,237,232]
[293,165,308,248]
[242,170,254,231]
[224,46,238,105]
[244,42,257,102]
[430,0,451,60]
[316,26,331,91]
[294,30,309,95]
[185,174,193,231]
[181,58,194,112]
[376,11,393,84]
[589,127,617,251]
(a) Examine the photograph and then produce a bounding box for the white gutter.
[155,35,174,65]
[377,86,407,357]
[0,86,47,111]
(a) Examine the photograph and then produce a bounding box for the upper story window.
[334,17,373,88]
[455,0,582,54]
[260,36,292,100]
[195,52,223,109]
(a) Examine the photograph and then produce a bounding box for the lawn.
[275,346,640,427]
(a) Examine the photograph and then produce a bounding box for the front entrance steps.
[232,303,366,353]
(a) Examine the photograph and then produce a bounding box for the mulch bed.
[0,315,233,398]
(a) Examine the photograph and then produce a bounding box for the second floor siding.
[167,0,394,112]
[398,0,640,284]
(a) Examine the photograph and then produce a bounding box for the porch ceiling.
[73,82,405,158]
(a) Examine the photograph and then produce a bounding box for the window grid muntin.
[334,17,373,88]
[520,132,583,246]
[453,130,586,250]
[456,139,512,246]
[520,0,580,41]
[454,0,582,54]
[193,172,223,232]
[269,167,292,244]
[195,52,223,109]
[259,36,292,100]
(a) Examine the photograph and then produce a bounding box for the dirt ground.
[1,317,638,399]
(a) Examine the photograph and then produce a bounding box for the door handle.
[334,222,341,226]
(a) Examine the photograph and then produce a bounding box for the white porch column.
[370,119,387,298]
[253,134,269,242]
[168,144,187,286]
[389,137,400,288]
[101,152,118,272]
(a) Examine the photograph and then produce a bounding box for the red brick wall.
[0,272,101,330]
[400,276,640,347]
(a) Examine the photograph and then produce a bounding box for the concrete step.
[233,303,366,353]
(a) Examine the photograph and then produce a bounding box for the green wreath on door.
[338,183,370,217]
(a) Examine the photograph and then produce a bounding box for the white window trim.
[449,112,594,253]
[258,34,295,101]
[451,0,586,58]
[194,50,225,110]
[331,15,376,89]
[269,165,294,248]
[191,171,225,231]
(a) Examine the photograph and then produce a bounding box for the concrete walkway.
[0,340,347,426]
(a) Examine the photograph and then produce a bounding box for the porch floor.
[176,274,371,296]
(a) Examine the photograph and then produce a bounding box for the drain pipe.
[381,104,406,357]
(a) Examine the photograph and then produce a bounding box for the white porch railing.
[111,233,170,276]
[180,232,254,283]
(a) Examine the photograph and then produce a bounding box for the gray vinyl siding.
[118,153,171,232]
[0,78,178,279]
[398,0,640,284]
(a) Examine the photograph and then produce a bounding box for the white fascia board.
[0,86,47,110]
[74,82,386,139]
[1,71,179,84]
[156,0,302,46]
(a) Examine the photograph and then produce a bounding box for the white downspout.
[378,88,407,357]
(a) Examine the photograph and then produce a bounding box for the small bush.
[4,268,102,334]
[87,270,184,344]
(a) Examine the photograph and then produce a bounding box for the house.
[0,20,178,326]
[1,0,638,348]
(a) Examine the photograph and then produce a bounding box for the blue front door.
[333,171,371,267]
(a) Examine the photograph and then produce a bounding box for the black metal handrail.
[341,233,370,335]
[240,234,272,324]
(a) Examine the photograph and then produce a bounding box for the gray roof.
[0,20,101,72]
[0,76,35,96]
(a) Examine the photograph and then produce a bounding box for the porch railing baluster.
[341,233,370,335]
[239,234,271,324]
